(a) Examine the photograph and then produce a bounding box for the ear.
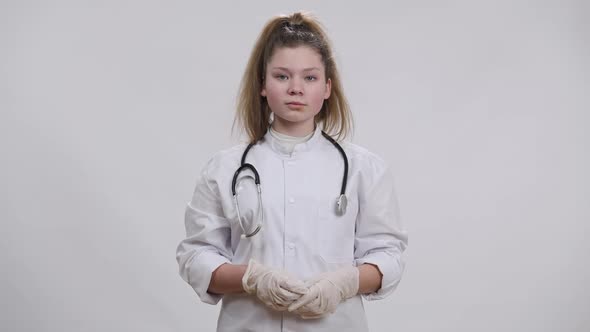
[324,78,331,99]
[261,77,267,97]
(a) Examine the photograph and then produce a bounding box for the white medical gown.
[176,126,408,332]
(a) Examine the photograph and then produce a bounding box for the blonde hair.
[233,12,353,143]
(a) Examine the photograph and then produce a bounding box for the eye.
[305,76,317,81]
[274,74,288,81]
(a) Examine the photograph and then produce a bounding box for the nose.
[287,78,303,95]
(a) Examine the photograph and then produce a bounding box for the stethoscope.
[231,131,349,238]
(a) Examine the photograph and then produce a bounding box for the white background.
[2,1,589,331]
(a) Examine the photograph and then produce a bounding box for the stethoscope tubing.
[232,130,349,237]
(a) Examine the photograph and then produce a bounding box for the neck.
[271,118,315,137]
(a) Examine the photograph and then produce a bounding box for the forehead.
[267,46,324,70]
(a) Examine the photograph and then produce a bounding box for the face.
[261,46,331,136]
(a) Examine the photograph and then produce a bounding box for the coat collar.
[262,125,323,156]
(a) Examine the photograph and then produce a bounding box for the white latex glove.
[242,259,308,311]
[288,266,359,319]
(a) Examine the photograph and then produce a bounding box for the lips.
[286,102,305,110]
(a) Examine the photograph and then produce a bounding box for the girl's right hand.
[242,259,309,311]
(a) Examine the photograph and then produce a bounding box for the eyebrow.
[271,67,321,72]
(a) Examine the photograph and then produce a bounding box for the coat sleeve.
[176,162,233,305]
[354,155,408,301]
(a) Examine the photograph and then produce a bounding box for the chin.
[274,111,304,121]
[279,115,313,124]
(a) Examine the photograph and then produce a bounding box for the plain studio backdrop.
[1,1,588,331]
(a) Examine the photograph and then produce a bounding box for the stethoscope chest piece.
[336,194,347,216]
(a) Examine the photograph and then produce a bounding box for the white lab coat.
[176,126,408,332]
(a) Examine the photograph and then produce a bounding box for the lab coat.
[176,126,408,332]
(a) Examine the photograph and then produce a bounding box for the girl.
[176,12,408,332]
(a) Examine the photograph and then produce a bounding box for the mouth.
[286,101,306,106]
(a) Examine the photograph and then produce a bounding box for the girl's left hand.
[287,266,359,319]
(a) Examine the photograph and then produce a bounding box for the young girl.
[176,12,408,331]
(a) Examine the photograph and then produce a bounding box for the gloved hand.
[288,266,359,319]
[242,259,308,311]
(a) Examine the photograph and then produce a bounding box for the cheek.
[264,85,284,111]
[264,82,282,99]
[309,89,327,108]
